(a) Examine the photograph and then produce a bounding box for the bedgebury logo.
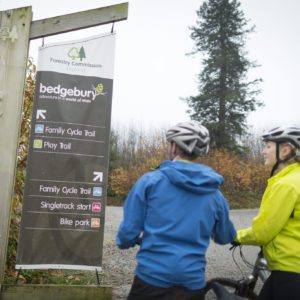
[68,46,86,61]
[92,83,107,96]
[39,81,106,103]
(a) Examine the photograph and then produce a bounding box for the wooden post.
[0,2,128,286]
[29,3,128,40]
[0,6,32,284]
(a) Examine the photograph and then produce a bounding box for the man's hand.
[136,236,142,246]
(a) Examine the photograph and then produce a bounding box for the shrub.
[107,131,269,208]
[199,150,269,208]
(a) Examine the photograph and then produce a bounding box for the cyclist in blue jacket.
[116,121,237,300]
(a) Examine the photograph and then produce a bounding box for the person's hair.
[176,146,199,161]
[280,142,300,164]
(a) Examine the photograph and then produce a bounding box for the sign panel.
[16,33,116,271]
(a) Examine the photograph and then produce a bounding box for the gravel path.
[102,206,260,299]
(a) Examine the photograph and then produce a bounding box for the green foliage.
[186,0,262,150]
[5,269,99,285]
[106,126,269,208]
[198,149,269,208]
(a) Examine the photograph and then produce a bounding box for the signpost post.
[0,6,32,286]
[0,3,128,298]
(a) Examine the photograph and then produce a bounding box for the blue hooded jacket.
[116,160,236,290]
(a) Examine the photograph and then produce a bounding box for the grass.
[4,269,106,285]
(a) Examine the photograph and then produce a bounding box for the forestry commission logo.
[68,46,86,61]
[50,46,102,69]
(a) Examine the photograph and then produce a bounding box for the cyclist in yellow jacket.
[236,126,300,300]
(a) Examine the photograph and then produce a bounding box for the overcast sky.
[1,0,300,132]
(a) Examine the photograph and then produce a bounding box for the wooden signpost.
[0,3,128,299]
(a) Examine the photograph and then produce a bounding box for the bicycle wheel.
[205,277,258,300]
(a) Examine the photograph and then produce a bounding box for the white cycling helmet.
[262,126,300,176]
[166,121,210,155]
[262,126,300,150]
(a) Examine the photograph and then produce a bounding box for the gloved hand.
[136,236,143,246]
[229,240,241,250]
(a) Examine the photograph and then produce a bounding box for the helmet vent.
[271,130,283,136]
[289,131,300,136]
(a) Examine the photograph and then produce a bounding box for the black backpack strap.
[290,209,295,218]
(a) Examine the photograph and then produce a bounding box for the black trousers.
[127,276,205,300]
[258,270,300,300]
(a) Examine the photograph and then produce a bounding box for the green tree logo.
[67,46,87,61]
[79,47,86,61]
[68,47,79,61]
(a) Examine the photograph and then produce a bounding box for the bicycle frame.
[206,246,271,299]
[251,250,270,283]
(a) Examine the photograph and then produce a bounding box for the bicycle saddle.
[210,282,244,300]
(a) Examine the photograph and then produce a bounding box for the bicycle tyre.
[206,277,258,300]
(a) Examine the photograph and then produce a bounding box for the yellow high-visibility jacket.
[237,163,300,273]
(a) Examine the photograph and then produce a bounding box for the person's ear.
[171,143,178,156]
[280,144,293,160]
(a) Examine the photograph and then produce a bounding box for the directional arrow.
[93,171,103,182]
[36,109,47,120]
